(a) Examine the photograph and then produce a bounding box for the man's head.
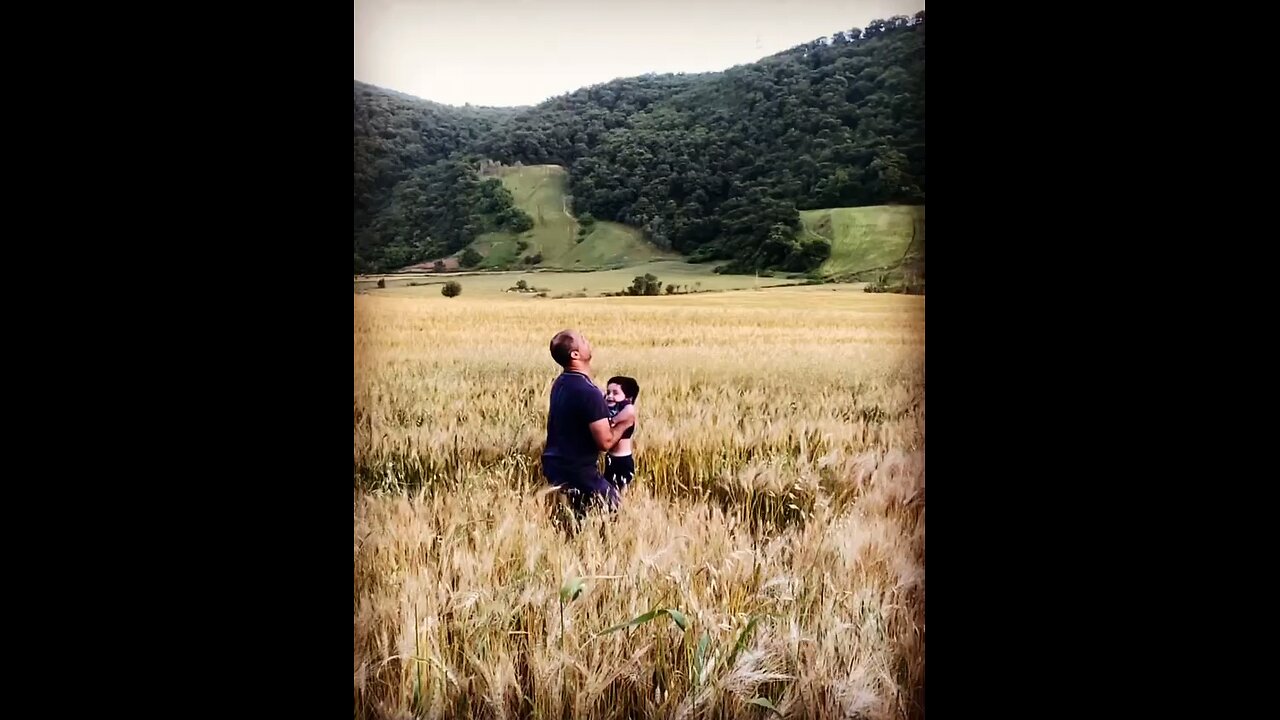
[605,376,639,407]
[550,330,593,371]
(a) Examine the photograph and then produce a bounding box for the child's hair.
[607,376,640,401]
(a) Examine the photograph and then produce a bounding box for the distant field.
[472,165,674,270]
[803,205,924,279]
[355,260,804,298]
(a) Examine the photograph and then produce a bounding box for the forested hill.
[353,11,924,274]
[353,86,521,255]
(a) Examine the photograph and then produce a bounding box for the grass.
[471,232,523,269]
[555,220,666,268]
[471,165,676,270]
[802,206,924,280]
[354,286,924,719]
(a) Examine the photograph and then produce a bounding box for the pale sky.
[354,0,925,107]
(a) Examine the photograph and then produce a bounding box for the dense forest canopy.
[353,12,924,274]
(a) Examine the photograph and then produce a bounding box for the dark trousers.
[605,454,635,489]
[543,460,620,523]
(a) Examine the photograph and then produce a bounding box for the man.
[541,329,634,524]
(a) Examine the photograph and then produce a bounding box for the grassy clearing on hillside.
[806,206,923,279]
[556,220,669,268]
[469,165,673,270]
[471,232,523,269]
[354,287,924,719]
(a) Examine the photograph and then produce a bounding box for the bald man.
[541,329,634,522]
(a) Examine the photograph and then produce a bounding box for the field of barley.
[354,284,925,719]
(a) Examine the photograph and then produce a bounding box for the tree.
[459,247,482,267]
[433,260,446,272]
[625,273,663,296]
[755,223,800,269]
[505,208,534,233]
[442,281,462,298]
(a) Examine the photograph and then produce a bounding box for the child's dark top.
[608,398,635,439]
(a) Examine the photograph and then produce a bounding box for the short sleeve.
[581,382,610,424]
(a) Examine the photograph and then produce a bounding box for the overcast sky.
[355,0,925,107]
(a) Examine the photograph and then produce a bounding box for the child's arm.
[611,404,636,426]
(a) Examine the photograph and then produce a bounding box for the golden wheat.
[354,286,924,719]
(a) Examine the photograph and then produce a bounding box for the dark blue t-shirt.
[542,371,610,470]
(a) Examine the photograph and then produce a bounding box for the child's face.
[604,383,626,407]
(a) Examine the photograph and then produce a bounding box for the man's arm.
[590,413,633,451]
[581,382,627,452]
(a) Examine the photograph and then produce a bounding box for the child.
[603,376,639,490]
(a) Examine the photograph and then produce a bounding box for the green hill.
[801,205,923,280]
[471,165,674,270]
[353,13,925,275]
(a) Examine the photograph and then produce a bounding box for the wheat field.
[354,285,925,719]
